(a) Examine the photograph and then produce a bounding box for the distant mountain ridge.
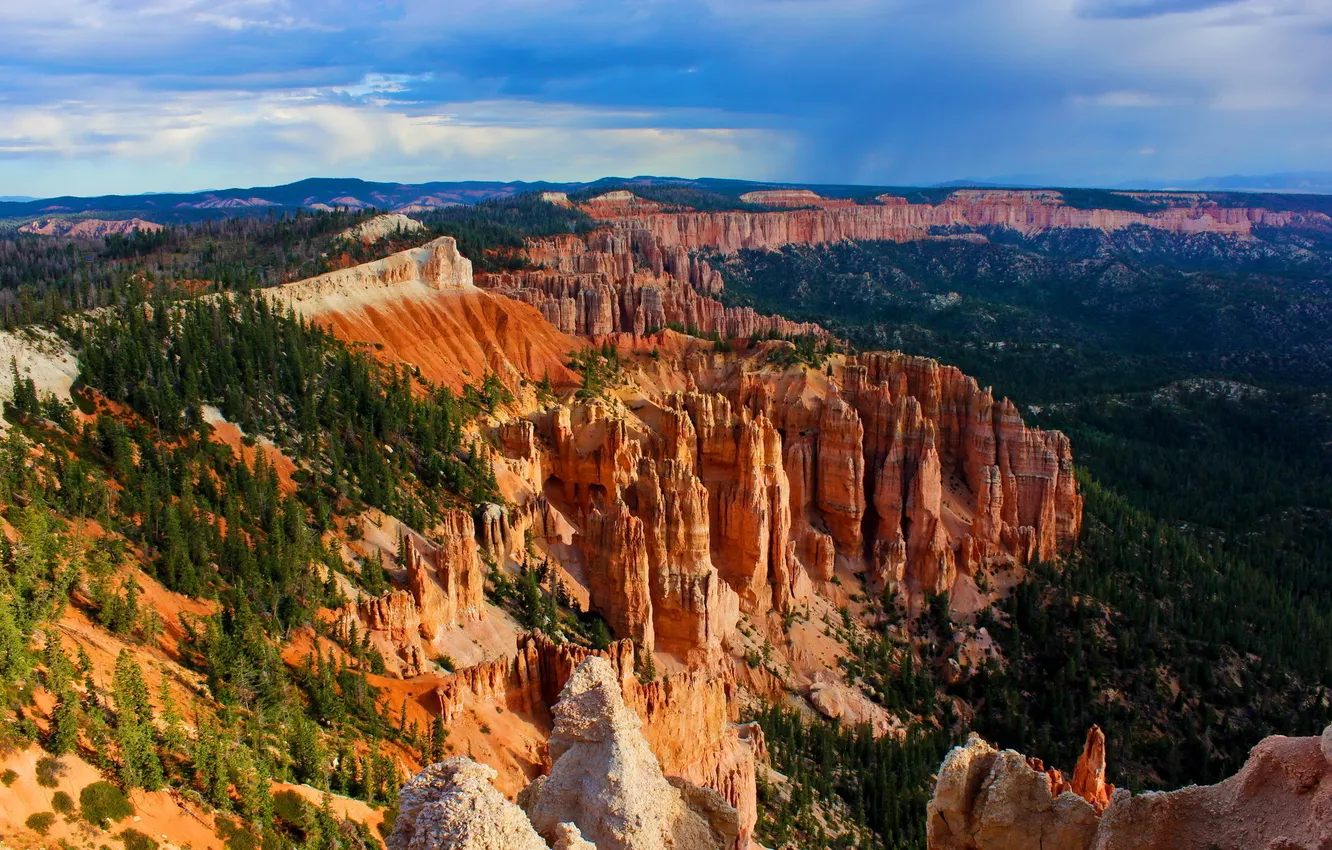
[1109,171,1332,194]
[6,174,1332,227]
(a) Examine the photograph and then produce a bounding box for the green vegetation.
[25,811,56,835]
[79,781,134,826]
[755,705,954,850]
[52,790,75,813]
[731,225,1332,841]
[568,342,626,399]
[0,209,386,328]
[421,194,596,271]
[36,755,64,787]
[0,280,511,845]
[119,829,158,850]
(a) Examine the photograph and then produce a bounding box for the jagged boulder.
[928,734,1099,850]
[387,758,548,850]
[520,656,741,850]
[928,725,1332,850]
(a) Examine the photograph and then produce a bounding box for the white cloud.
[0,90,796,195]
[1074,91,1178,107]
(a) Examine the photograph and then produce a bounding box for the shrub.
[36,755,65,787]
[271,790,310,831]
[1,769,17,786]
[119,829,158,850]
[52,790,75,813]
[26,812,56,834]
[80,781,134,826]
[215,816,260,850]
[378,808,398,839]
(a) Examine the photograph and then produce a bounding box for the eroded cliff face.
[487,346,1079,670]
[476,229,821,341]
[927,725,1332,850]
[599,189,1330,255]
[336,510,487,676]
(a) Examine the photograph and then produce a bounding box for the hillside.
[0,190,1328,850]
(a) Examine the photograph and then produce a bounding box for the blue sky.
[1,0,1329,197]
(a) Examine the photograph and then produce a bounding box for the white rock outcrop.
[388,656,741,850]
[340,213,426,243]
[519,656,739,850]
[269,236,474,312]
[386,758,548,850]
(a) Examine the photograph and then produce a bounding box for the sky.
[1,0,1330,197]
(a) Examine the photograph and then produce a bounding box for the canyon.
[300,223,1081,848]
[4,188,1327,850]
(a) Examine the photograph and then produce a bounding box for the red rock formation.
[815,396,865,556]
[519,346,1080,634]
[1071,725,1113,814]
[633,457,739,663]
[601,190,1328,255]
[843,352,1081,593]
[580,499,656,653]
[669,393,798,615]
[333,511,487,676]
[335,590,428,675]
[405,510,487,638]
[477,227,820,342]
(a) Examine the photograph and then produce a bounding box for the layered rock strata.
[336,511,486,675]
[508,349,1080,661]
[599,189,1328,255]
[277,235,473,297]
[927,725,1332,850]
[477,230,820,340]
[267,235,581,392]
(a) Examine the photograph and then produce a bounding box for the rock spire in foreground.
[387,657,741,850]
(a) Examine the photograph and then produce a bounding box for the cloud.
[1077,0,1245,19]
[1073,91,1178,107]
[0,0,1330,194]
[0,88,796,195]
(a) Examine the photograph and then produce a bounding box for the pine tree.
[430,712,447,763]
[0,599,28,682]
[49,689,80,756]
[158,679,187,754]
[112,650,164,790]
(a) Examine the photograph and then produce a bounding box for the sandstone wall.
[601,191,1328,255]
[476,229,820,341]
[336,510,487,676]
